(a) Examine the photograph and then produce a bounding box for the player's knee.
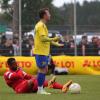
[39,67,48,74]
[38,68,47,74]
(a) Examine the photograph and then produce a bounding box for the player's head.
[39,8,51,21]
[7,58,18,71]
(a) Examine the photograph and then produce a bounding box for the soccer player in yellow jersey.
[34,8,64,95]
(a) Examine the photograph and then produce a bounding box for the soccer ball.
[69,83,81,94]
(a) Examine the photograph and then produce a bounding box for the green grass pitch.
[0,75,100,100]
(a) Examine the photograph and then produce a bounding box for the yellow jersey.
[33,20,50,56]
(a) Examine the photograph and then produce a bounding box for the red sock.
[43,80,48,87]
[52,82,63,89]
[43,81,63,90]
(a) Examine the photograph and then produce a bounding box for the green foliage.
[1,0,100,33]
[0,0,12,25]
[21,0,54,32]
[1,0,10,9]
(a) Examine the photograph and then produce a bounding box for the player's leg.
[26,77,72,93]
[43,80,63,89]
[30,76,62,92]
[35,55,51,95]
[15,80,33,93]
[43,76,56,87]
[43,76,73,93]
[43,76,62,89]
[48,58,55,75]
[62,80,73,93]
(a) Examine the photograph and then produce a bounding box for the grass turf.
[0,75,100,100]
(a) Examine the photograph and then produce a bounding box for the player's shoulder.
[4,71,11,77]
[35,20,45,28]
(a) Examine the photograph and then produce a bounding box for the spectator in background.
[13,38,19,56]
[22,39,32,56]
[77,35,90,56]
[61,35,69,55]
[97,39,100,56]
[28,35,34,56]
[29,38,34,56]
[0,35,6,55]
[68,36,75,56]
[1,35,6,44]
[0,38,14,56]
[62,35,75,56]
[89,37,99,56]
[28,34,33,40]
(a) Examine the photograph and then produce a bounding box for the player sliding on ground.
[4,58,72,94]
[34,8,64,95]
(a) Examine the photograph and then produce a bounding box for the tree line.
[0,0,100,34]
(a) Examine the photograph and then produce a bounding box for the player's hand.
[58,43,64,47]
[52,36,61,42]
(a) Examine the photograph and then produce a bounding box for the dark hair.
[1,35,7,44]
[39,8,49,19]
[7,58,16,66]
[82,36,87,39]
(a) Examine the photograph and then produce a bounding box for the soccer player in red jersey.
[4,58,72,94]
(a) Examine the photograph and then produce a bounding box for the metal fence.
[0,26,100,56]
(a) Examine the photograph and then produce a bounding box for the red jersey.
[4,67,34,89]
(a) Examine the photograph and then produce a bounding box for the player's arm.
[40,35,60,42]
[23,71,35,79]
[39,25,60,42]
[51,41,64,47]
[7,72,22,80]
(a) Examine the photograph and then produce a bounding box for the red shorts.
[15,80,31,93]
[14,79,48,93]
[15,79,38,93]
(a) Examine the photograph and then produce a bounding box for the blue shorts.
[35,55,49,68]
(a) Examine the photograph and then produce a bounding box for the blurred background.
[0,0,100,56]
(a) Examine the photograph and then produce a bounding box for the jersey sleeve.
[22,71,33,79]
[5,72,22,80]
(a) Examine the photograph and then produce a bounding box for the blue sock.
[37,73,45,87]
